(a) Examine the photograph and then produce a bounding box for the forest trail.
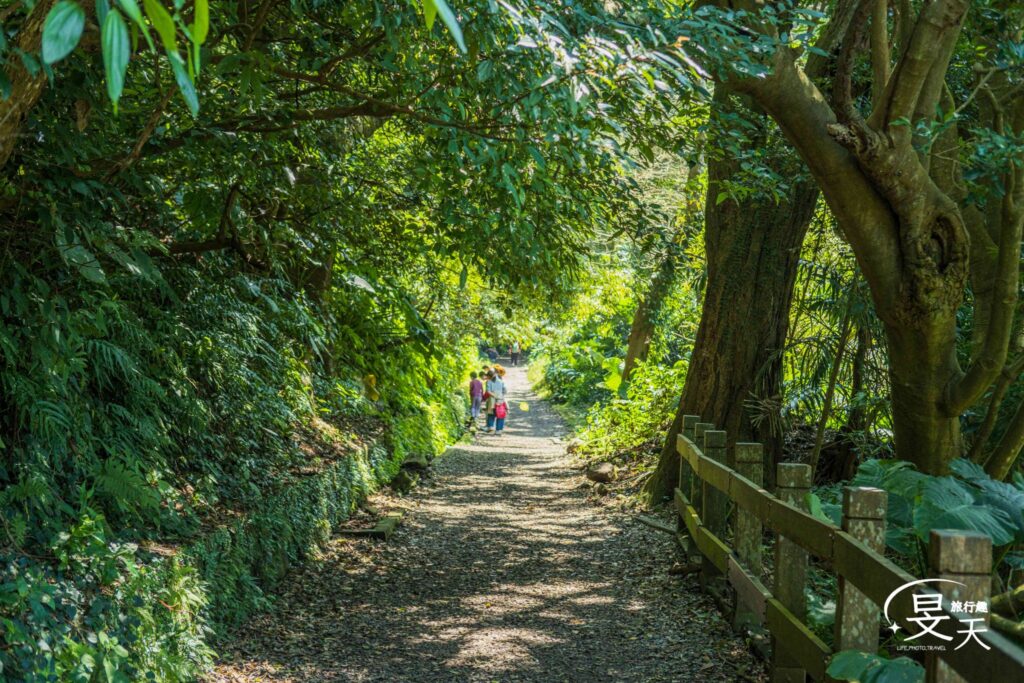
[209,364,764,682]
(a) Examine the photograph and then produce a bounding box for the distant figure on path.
[483,370,507,435]
[509,340,522,366]
[469,372,483,424]
[485,346,499,362]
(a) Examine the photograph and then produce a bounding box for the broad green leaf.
[41,0,86,64]
[102,9,130,108]
[912,476,1015,546]
[117,0,154,50]
[827,651,924,683]
[95,0,110,27]
[61,244,106,284]
[423,0,466,53]
[142,0,176,54]
[192,0,209,44]
[421,0,437,30]
[167,50,198,115]
[600,356,623,392]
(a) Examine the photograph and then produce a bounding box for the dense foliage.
[2,0,1022,678]
[0,0,707,679]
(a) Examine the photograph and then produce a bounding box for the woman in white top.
[484,371,507,434]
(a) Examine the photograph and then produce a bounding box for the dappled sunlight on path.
[208,363,764,683]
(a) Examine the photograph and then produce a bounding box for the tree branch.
[875,0,967,132]
[947,172,1023,413]
[869,0,891,108]
[738,53,902,313]
[984,391,1024,481]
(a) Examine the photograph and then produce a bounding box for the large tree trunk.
[884,318,964,474]
[621,254,675,384]
[643,111,818,502]
[721,0,1024,475]
[0,1,57,171]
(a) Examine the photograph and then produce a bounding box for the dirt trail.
[208,364,765,682]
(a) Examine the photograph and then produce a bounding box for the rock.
[586,462,616,483]
[390,469,418,494]
[594,483,608,495]
[669,561,701,576]
[403,452,430,470]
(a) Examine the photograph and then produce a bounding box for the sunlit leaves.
[192,0,209,44]
[142,0,176,53]
[117,0,155,50]
[419,0,467,52]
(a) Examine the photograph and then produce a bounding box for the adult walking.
[509,340,522,367]
[484,369,507,435]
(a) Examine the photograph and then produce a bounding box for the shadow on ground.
[208,363,765,683]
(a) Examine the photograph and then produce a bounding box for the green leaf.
[95,0,110,27]
[102,9,131,108]
[422,0,466,53]
[827,651,924,683]
[117,0,154,50]
[827,650,877,679]
[142,0,176,54]
[65,245,107,283]
[600,356,623,392]
[167,50,198,115]
[421,0,437,30]
[805,492,840,526]
[41,0,86,64]
[913,476,1015,546]
[192,0,209,44]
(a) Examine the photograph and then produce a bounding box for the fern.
[94,459,161,513]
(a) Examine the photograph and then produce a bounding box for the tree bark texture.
[643,104,818,502]
[0,1,58,171]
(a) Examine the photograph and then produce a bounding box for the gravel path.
[208,365,766,682]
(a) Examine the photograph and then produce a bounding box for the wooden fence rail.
[671,415,1024,683]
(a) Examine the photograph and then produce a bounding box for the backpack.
[494,402,508,419]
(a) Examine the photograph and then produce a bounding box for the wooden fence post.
[701,429,728,592]
[679,414,700,494]
[734,443,764,574]
[692,422,713,512]
[734,442,765,631]
[926,530,993,683]
[835,487,886,653]
[773,463,811,683]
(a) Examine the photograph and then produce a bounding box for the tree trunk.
[643,109,818,503]
[846,323,871,433]
[622,254,675,384]
[0,1,58,171]
[884,318,964,474]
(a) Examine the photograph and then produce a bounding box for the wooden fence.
[672,415,1024,682]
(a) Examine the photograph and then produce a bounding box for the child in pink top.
[469,372,484,421]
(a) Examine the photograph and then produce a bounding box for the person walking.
[509,340,521,367]
[468,371,483,425]
[484,370,507,434]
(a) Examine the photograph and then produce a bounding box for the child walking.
[469,372,483,423]
[484,370,507,434]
